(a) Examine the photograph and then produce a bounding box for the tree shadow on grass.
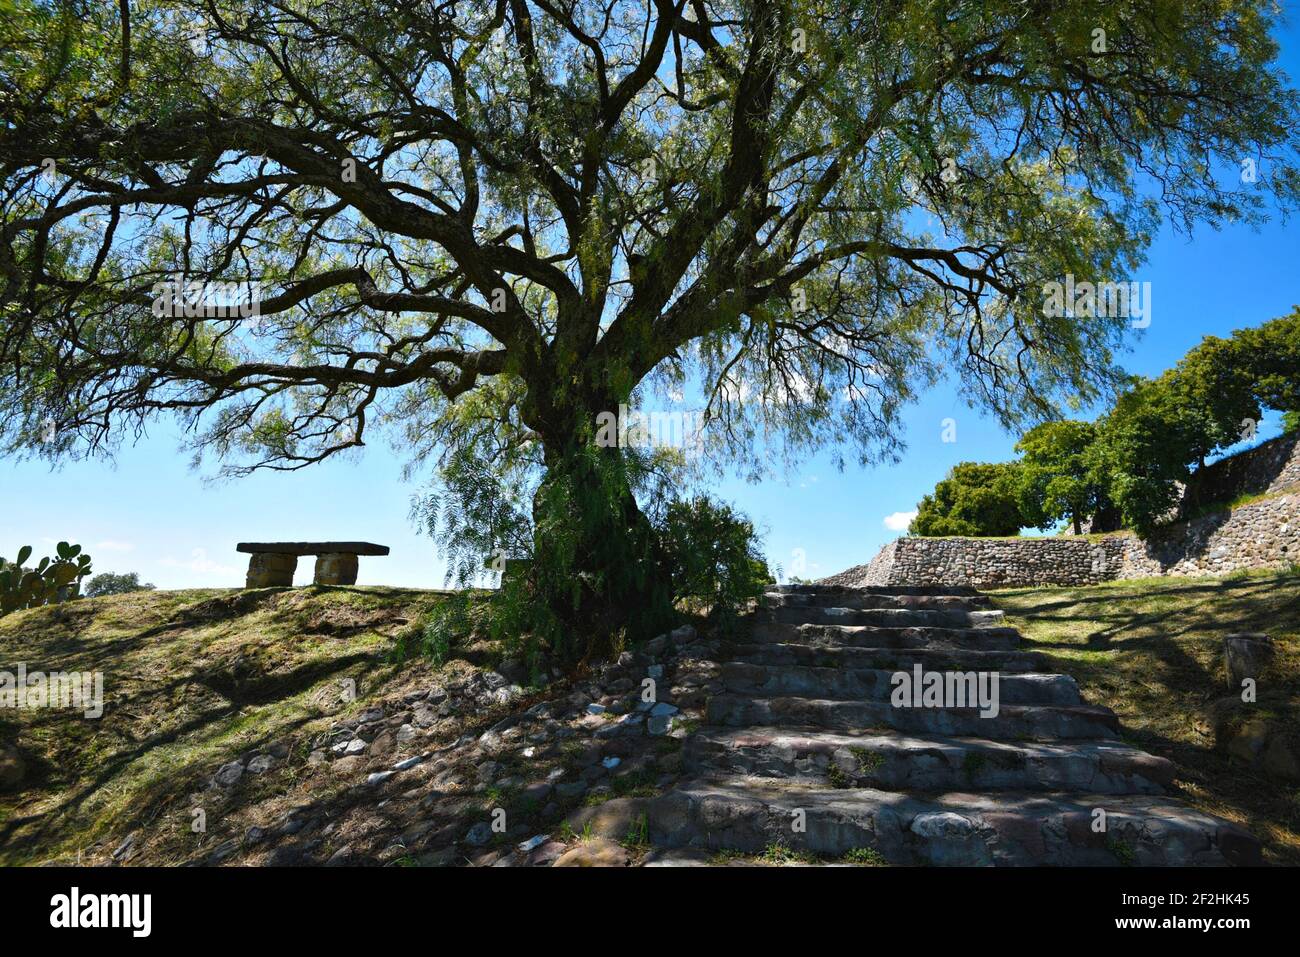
[0,647,387,859]
[994,574,1300,863]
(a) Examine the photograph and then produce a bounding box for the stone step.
[720,662,1082,706]
[646,779,1261,865]
[762,591,991,612]
[751,621,1022,651]
[759,605,1006,629]
[726,642,1051,673]
[772,584,986,599]
[705,694,1120,740]
[684,727,1174,794]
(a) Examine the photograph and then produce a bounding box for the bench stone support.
[246,552,297,588]
[313,553,359,586]
[237,541,387,589]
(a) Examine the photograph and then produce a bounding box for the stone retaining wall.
[1116,491,1299,579]
[851,536,1119,589]
[826,430,1300,589]
[1180,431,1300,516]
[842,493,1299,589]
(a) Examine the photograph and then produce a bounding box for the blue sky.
[4,16,1300,590]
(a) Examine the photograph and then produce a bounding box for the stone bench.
[237,542,390,587]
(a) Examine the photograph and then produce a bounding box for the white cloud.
[95,540,135,553]
[159,548,240,579]
[883,510,917,532]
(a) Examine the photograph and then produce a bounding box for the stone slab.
[237,542,390,556]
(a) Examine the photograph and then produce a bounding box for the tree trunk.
[524,389,676,666]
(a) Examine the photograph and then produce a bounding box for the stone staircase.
[643,584,1261,865]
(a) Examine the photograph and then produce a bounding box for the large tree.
[3,1,1298,653]
[1014,419,1107,535]
[909,460,1024,537]
[1088,375,1203,534]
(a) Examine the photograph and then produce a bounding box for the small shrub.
[1108,838,1137,866]
[850,747,884,773]
[825,762,853,789]
[657,495,771,634]
[760,841,816,865]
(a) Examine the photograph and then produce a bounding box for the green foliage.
[1085,379,1195,536]
[974,309,1300,539]
[410,444,533,589]
[405,470,766,666]
[417,593,473,667]
[389,591,493,668]
[520,443,674,663]
[842,847,887,866]
[910,462,1024,537]
[6,0,1300,653]
[1229,308,1300,415]
[411,440,680,668]
[1015,420,1110,535]
[657,495,771,634]
[1084,310,1300,535]
[1169,338,1262,463]
[83,571,155,598]
[0,543,93,616]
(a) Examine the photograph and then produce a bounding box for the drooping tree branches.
[0,0,1296,484]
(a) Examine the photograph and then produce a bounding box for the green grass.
[621,812,650,851]
[1179,488,1293,525]
[0,585,451,866]
[992,570,1300,865]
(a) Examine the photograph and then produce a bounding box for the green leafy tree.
[1167,340,1263,467]
[1088,377,1203,535]
[83,571,156,598]
[1015,420,1108,535]
[1231,308,1300,418]
[3,1,1298,657]
[910,461,1024,537]
[1086,312,1299,535]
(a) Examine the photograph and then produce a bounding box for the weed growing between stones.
[851,747,885,773]
[826,762,853,789]
[760,841,818,866]
[842,847,888,866]
[1108,838,1137,866]
[622,813,650,851]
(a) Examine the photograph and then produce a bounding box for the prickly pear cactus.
[0,543,93,616]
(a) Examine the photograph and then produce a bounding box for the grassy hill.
[0,586,460,865]
[992,569,1300,864]
[2,571,1297,865]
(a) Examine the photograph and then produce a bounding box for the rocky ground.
[190,622,714,868]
